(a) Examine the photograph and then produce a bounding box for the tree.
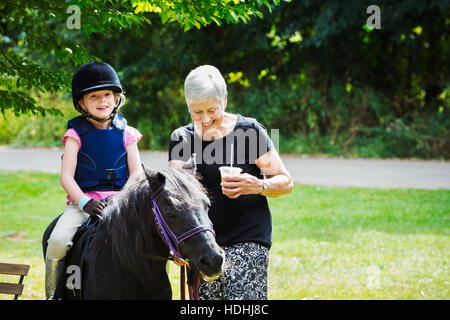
[0,0,283,117]
[85,0,448,157]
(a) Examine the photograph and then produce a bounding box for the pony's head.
[143,162,224,282]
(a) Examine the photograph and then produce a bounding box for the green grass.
[0,171,449,300]
[268,185,450,299]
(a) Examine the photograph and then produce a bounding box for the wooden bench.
[0,263,30,300]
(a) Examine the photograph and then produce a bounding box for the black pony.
[42,162,224,299]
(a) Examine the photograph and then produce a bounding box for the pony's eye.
[165,211,177,219]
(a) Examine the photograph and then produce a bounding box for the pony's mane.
[93,168,210,284]
[159,168,210,211]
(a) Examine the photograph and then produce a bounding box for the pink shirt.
[62,125,143,203]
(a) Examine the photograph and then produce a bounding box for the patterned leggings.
[199,242,269,300]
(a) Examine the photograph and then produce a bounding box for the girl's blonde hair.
[114,92,126,111]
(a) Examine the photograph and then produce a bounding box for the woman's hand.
[221,173,262,199]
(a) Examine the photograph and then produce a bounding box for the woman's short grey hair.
[184,65,227,108]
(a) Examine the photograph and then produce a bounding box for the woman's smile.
[202,120,215,128]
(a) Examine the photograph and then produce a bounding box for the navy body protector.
[67,114,128,192]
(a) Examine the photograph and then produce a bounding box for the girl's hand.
[83,199,106,217]
[220,173,262,199]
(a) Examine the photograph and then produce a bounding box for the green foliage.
[1,0,448,159]
[0,92,77,146]
[87,0,446,158]
[0,0,281,117]
[0,111,28,145]
[355,110,450,159]
[131,0,279,30]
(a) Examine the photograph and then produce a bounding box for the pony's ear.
[182,153,197,175]
[142,164,165,192]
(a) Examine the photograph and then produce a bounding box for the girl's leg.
[46,204,89,260]
[45,204,89,298]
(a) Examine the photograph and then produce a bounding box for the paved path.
[1,146,449,189]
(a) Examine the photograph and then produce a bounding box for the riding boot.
[45,257,65,299]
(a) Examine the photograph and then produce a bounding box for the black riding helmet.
[72,61,123,122]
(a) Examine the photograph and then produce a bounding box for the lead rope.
[180,265,186,300]
[180,265,200,300]
[179,263,200,300]
[187,266,200,300]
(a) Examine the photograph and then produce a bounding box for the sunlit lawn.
[0,171,448,300]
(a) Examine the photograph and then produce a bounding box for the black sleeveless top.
[168,114,274,248]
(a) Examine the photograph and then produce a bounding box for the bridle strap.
[149,185,215,300]
[152,198,184,261]
[177,225,214,243]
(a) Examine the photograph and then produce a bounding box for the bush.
[0,92,77,147]
[356,111,450,159]
[1,81,448,160]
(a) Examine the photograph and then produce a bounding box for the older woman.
[168,65,293,300]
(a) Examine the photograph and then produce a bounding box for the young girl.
[45,61,143,299]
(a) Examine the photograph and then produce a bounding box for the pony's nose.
[198,250,224,274]
[200,252,222,269]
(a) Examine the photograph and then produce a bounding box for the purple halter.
[150,186,215,264]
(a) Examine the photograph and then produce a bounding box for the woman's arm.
[60,137,85,204]
[255,147,293,197]
[221,148,293,199]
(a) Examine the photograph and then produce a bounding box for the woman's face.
[189,99,225,133]
[79,90,117,121]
